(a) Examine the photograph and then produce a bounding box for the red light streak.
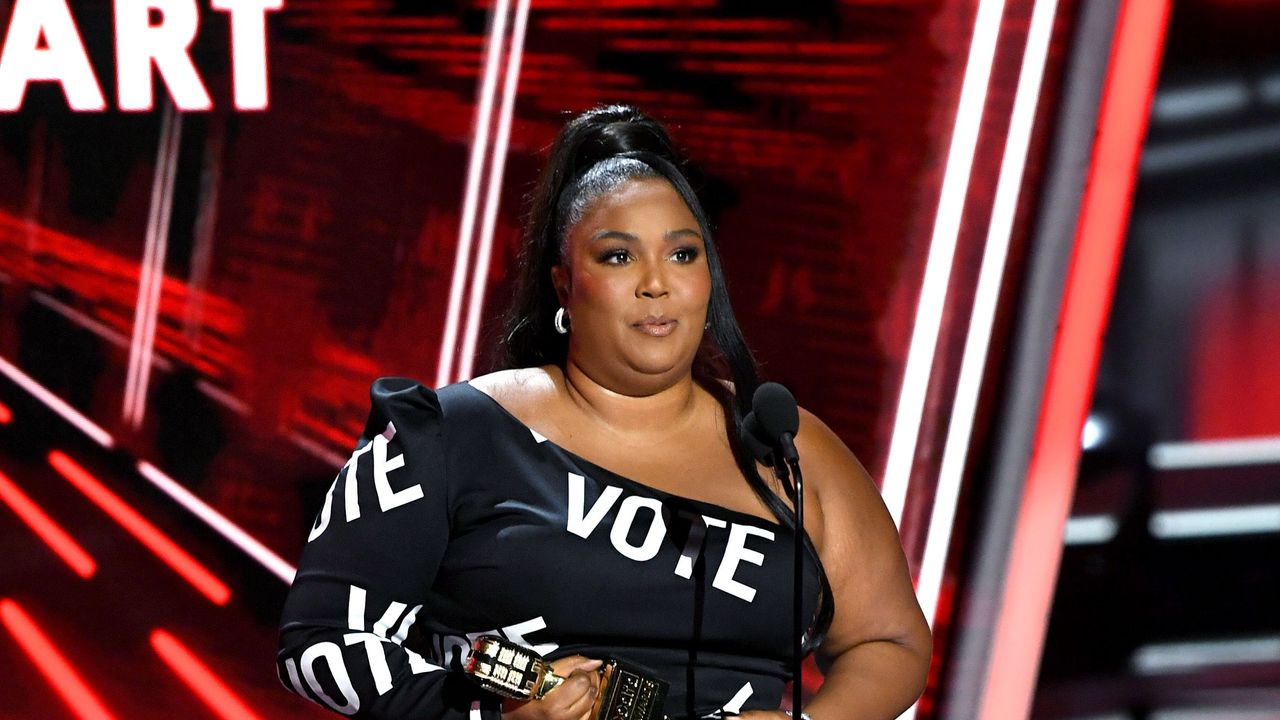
[0,400,10,424]
[0,598,117,720]
[46,450,232,606]
[0,471,96,578]
[151,629,263,720]
[979,0,1172,717]
[679,59,882,79]
[515,69,637,86]
[373,49,486,64]
[338,33,479,47]
[285,15,457,30]
[528,0,714,7]
[537,17,803,33]
[738,80,872,98]
[0,207,246,379]
[608,38,887,57]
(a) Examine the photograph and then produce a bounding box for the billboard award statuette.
[466,635,669,720]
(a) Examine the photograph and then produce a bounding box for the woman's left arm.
[748,408,933,720]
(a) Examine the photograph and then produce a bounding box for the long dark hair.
[497,104,834,653]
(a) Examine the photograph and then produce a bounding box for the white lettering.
[343,421,422,523]
[609,495,666,562]
[441,633,471,669]
[563,475,777,602]
[300,642,361,715]
[346,584,366,633]
[210,0,281,109]
[343,632,394,696]
[341,584,411,696]
[282,657,307,697]
[391,605,421,644]
[114,0,211,111]
[501,615,558,656]
[712,523,775,602]
[405,646,442,675]
[0,0,282,112]
[345,583,407,637]
[372,422,422,511]
[566,473,622,539]
[720,681,754,714]
[371,597,406,638]
[0,0,106,111]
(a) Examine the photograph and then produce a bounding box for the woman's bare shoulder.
[466,366,563,415]
[792,406,929,663]
[794,407,879,507]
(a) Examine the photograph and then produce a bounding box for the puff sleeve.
[276,377,488,718]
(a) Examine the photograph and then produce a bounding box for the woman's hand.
[501,655,603,720]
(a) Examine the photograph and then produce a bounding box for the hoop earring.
[554,307,570,335]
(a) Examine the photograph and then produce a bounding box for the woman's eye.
[599,249,630,265]
[672,247,700,263]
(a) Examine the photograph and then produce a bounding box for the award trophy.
[465,634,668,720]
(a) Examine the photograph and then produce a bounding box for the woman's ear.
[550,264,570,306]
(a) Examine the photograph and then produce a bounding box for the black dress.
[277,377,820,719]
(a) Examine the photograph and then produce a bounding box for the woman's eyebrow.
[589,228,703,243]
[665,228,703,242]
[590,230,638,243]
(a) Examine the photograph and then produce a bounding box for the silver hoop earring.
[554,307,569,335]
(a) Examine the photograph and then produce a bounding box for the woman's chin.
[622,347,698,379]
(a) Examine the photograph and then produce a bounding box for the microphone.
[740,382,806,718]
[752,382,799,464]
[739,382,799,464]
[739,411,775,464]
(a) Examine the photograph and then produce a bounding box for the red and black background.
[0,0,1276,718]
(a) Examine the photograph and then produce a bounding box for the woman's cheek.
[687,269,712,311]
[575,268,629,309]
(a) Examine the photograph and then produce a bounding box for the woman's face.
[552,177,712,393]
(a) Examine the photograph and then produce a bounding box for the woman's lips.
[633,317,677,337]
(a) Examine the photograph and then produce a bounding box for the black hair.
[497,103,834,654]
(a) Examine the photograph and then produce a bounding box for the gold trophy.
[465,635,669,720]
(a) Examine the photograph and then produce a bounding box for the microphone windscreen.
[752,382,799,441]
[740,412,774,463]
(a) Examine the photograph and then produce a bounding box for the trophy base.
[464,634,669,720]
[591,658,668,720]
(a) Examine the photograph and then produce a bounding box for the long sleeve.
[277,377,487,718]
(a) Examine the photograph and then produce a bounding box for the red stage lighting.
[47,450,232,606]
[151,629,263,720]
[0,471,97,578]
[0,598,117,720]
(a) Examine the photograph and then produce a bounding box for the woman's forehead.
[573,178,696,230]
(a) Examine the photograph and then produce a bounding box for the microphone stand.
[772,437,804,720]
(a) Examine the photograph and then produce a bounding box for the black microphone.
[752,382,799,464]
[739,382,798,463]
[741,382,806,718]
[739,411,775,464]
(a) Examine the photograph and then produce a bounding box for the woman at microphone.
[277,104,931,720]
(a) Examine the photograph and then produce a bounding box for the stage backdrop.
[0,1,1074,718]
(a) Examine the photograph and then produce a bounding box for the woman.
[277,105,930,720]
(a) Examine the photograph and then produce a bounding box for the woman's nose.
[636,261,669,298]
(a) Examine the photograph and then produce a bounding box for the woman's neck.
[557,359,703,440]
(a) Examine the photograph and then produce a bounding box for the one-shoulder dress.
[277,377,820,719]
